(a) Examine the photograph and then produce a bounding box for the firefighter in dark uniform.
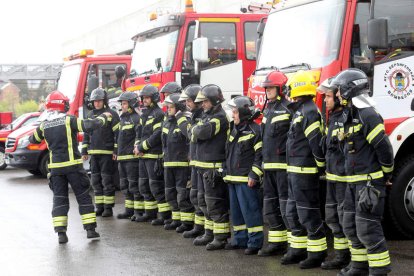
[283,70,327,268]
[29,90,110,243]
[107,65,125,98]
[116,92,144,220]
[318,79,351,270]
[162,94,194,232]
[81,88,120,217]
[223,96,264,255]
[192,84,230,250]
[134,84,171,225]
[333,69,393,276]
[179,84,206,239]
[258,70,292,256]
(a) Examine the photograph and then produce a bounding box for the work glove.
[357,179,381,213]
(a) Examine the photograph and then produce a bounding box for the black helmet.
[160,82,182,95]
[164,94,186,112]
[118,92,139,109]
[115,65,126,79]
[179,84,202,102]
[90,87,108,108]
[227,96,256,122]
[139,84,160,103]
[195,84,224,106]
[331,68,369,104]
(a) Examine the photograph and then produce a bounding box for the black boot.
[337,261,369,276]
[95,206,104,216]
[101,207,113,217]
[183,225,204,239]
[176,223,193,233]
[206,238,227,251]
[86,229,100,239]
[134,212,155,222]
[58,232,68,244]
[151,218,165,226]
[258,242,288,256]
[131,211,144,221]
[281,248,307,265]
[225,243,246,250]
[322,249,351,270]
[117,209,133,219]
[244,247,260,255]
[299,251,327,269]
[193,231,213,246]
[164,220,181,230]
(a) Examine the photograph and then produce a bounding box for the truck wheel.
[28,169,42,176]
[39,153,50,178]
[385,155,414,239]
[0,145,7,170]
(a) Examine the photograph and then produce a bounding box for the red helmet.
[261,70,288,95]
[45,91,69,112]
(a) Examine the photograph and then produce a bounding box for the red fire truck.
[5,50,131,177]
[248,0,414,238]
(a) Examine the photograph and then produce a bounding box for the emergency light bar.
[64,49,94,61]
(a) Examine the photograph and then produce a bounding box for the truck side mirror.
[192,37,209,63]
[411,98,414,111]
[368,18,388,50]
[87,76,99,94]
[155,58,162,71]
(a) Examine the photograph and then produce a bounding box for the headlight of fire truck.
[17,136,30,149]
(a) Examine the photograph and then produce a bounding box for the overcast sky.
[0,0,151,64]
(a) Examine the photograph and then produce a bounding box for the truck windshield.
[130,27,179,76]
[257,0,346,70]
[57,64,81,103]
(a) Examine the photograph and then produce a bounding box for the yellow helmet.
[288,70,317,98]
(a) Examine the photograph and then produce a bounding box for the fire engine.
[248,0,414,238]
[5,50,131,177]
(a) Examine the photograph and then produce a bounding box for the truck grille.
[6,138,16,149]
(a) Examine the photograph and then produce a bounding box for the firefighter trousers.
[263,170,289,244]
[229,182,263,249]
[119,161,143,214]
[90,154,116,208]
[190,166,205,228]
[286,172,327,257]
[50,169,96,232]
[326,180,348,251]
[165,167,194,225]
[342,179,391,274]
[198,168,230,240]
[139,159,171,220]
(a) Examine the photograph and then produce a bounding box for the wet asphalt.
[1,167,413,276]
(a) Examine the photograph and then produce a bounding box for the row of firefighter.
[29,67,393,276]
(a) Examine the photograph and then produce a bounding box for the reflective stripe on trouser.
[165,167,194,224]
[229,182,264,249]
[268,230,288,243]
[198,168,230,240]
[263,170,289,243]
[50,170,96,231]
[118,162,137,213]
[286,172,326,255]
[190,166,204,226]
[325,180,348,249]
[90,155,116,207]
[343,179,390,274]
[138,160,157,218]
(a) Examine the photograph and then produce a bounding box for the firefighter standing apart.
[192,84,230,250]
[258,70,292,256]
[284,70,327,268]
[333,69,393,276]
[29,91,111,243]
[82,88,120,218]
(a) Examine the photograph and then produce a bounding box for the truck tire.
[39,153,50,178]
[385,154,414,239]
[0,145,7,170]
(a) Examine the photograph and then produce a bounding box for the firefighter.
[192,84,230,250]
[283,70,327,268]
[162,93,194,232]
[29,90,110,243]
[333,68,393,276]
[258,70,291,256]
[318,79,351,270]
[223,96,264,255]
[134,84,171,225]
[116,92,144,220]
[160,82,182,98]
[179,84,206,239]
[82,88,120,217]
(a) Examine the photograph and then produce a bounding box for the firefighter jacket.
[224,121,263,183]
[29,112,108,172]
[189,108,203,166]
[81,107,120,156]
[192,105,229,168]
[117,111,140,162]
[261,96,292,170]
[162,113,190,167]
[342,106,393,182]
[286,98,325,174]
[325,109,346,182]
[136,104,164,159]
